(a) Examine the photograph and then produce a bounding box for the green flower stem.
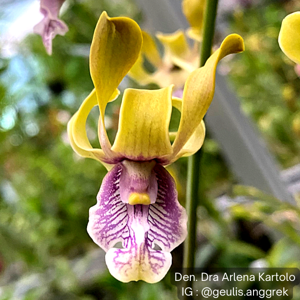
[183,0,219,271]
[200,0,219,66]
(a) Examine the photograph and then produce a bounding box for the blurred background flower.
[33,0,68,55]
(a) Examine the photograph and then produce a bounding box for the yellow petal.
[142,31,163,68]
[182,0,206,40]
[89,11,142,152]
[171,34,244,158]
[279,12,300,64]
[175,120,205,158]
[68,89,119,168]
[67,89,106,163]
[186,28,202,42]
[111,86,173,160]
[156,30,191,61]
[168,97,205,163]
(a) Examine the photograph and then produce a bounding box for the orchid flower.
[128,0,205,90]
[68,12,244,283]
[128,30,199,89]
[279,12,300,65]
[33,0,68,55]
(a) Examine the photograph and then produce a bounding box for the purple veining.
[88,164,129,252]
[88,160,187,282]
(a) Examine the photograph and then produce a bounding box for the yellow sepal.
[182,0,206,41]
[279,12,300,64]
[156,30,191,61]
[90,12,142,114]
[142,31,163,68]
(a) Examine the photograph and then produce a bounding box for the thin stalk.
[200,0,219,66]
[183,0,219,271]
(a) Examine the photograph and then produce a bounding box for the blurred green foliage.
[1,0,300,299]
